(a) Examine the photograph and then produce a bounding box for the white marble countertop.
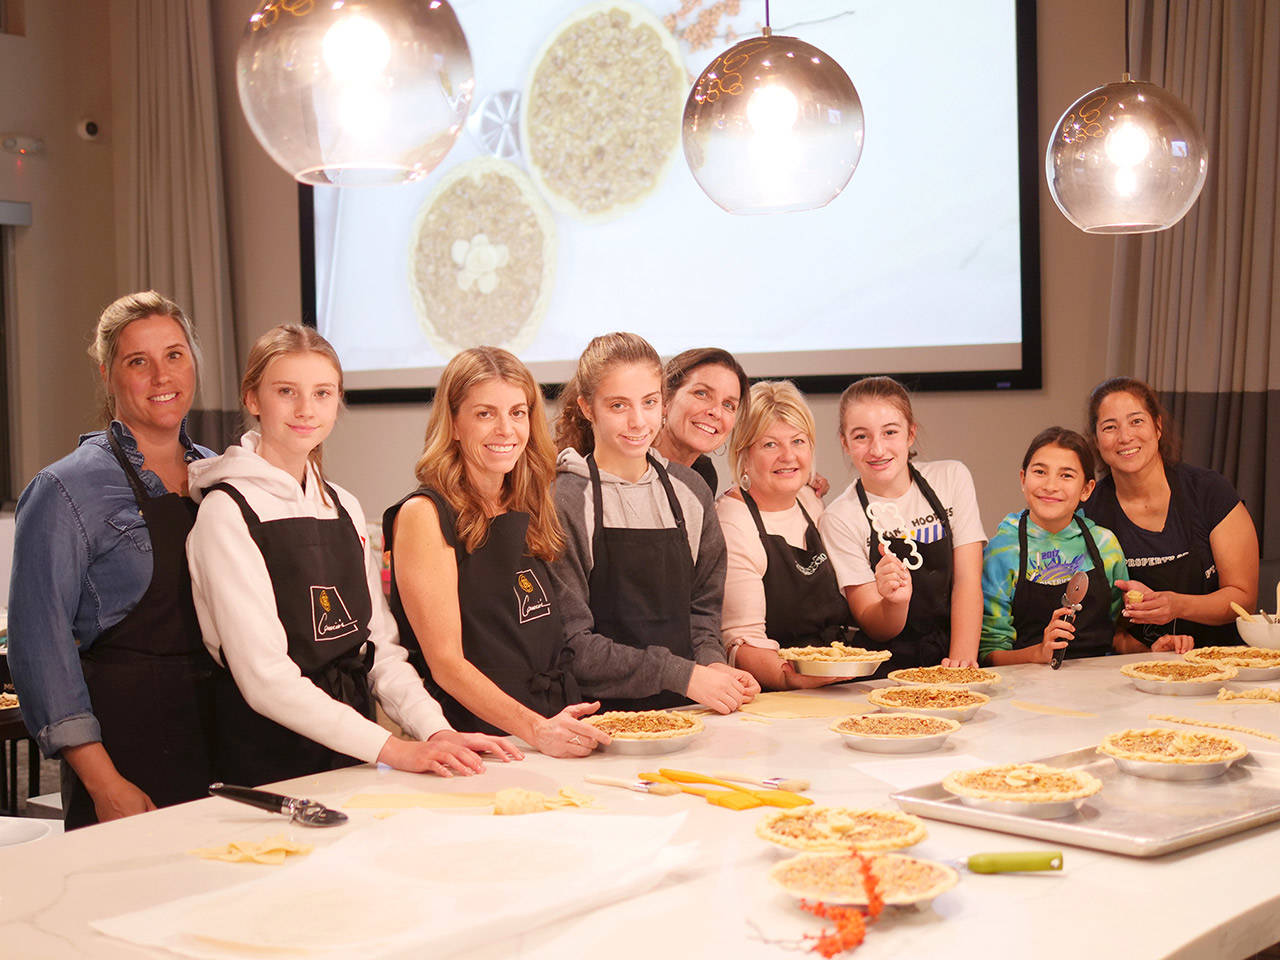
[3,653,1280,960]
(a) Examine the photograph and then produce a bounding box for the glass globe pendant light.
[682,1,864,214]
[1045,0,1207,233]
[237,0,475,187]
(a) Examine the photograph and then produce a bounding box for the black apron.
[205,481,376,788]
[384,488,578,735]
[587,453,695,711]
[1129,469,1241,648]
[857,465,954,672]
[63,432,216,830]
[1010,512,1114,659]
[741,490,856,648]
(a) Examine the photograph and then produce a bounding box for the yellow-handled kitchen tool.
[657,768,812,808]
[638,772,762,810]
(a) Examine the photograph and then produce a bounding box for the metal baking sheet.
[890,747,1280,857]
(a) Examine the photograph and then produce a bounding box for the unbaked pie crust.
[942,762,1102,803]
[830,713,961,738]
[770,852,958,905]
[887,666,1000,686]
[584,710,704,739]
[755,806,927,852]
[778,642,892,664]
[867,686,990,713]
[1098,727,1246,765]
[1119,661,1238,683]
[1185,646,1280,669]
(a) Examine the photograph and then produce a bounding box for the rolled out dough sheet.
[1009,700,1097,719]
[740,691,872,719]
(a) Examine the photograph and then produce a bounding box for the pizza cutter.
[209,783,349,827]
[947,850,1063,874]
[1052,571,1090,670]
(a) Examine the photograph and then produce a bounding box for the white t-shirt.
[819,460,986,589]
[716,486,825,649]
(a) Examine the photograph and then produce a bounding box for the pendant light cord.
[1123,0,1132,78]
[765,0,771,30]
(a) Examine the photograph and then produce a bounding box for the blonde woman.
[550,332,759,714]
[716,381,856,690]
[384,348,609,757]
[187,325,517,787]
[9,292,216,828]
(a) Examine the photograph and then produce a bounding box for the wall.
[0,2,115,489]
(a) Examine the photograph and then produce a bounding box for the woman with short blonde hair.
[717,381,856,690]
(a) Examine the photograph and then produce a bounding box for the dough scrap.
[1150,714,1280,743]
[1010,700,1098,719]
[740,691,872,719]
[492,787,599,815]
[189,834,313,865]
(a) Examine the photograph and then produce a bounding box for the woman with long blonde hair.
[187,325,517,785]
[384,347,609,757]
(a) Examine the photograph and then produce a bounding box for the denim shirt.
[7,421,213,757]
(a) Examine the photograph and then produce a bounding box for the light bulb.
[322,15,392,81]
[1104,120,1150,167]
[746,84,799,134]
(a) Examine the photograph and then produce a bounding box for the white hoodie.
[186,432,450,764]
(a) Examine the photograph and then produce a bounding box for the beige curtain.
[111,0,239,451]
[1107,0,1280,549]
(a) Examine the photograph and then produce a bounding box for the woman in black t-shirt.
[1084,377,1259,647]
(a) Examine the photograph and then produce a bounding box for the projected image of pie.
[521,2,686,221]
[408,157,556,355]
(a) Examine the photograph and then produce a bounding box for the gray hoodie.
[548,448,728,700]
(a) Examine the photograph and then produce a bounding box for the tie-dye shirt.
[979,509,1129,659]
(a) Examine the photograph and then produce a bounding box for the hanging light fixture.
[1046,0,1207,233]
[237,0,475,187]
[682,1,863,214]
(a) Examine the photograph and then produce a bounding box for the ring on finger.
[570,734,582,745]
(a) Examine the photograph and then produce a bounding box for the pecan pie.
[1120,661,1238,683]
[778,642,892,664]
[831,713,961,738]
[584,710,704,740]
[1098,728,1246,765]
[887,666,1000,686]
[771,852,958,906]
[1185,646,1280,669]
[942,763,1101,803]
[756,806,927,852]
[867,686,989,715]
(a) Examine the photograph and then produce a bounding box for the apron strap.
[203,481,265,532]
[586,453,688,554]
[744,489,824,554]
[106,428,154,505]
[1017,509,1031,583]
[741,488,770,541]
[1074,513,1106,572]
[649,453,688,535]
[857,464,952,565]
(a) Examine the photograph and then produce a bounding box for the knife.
[1053,571,1090,670]
[950,850,1063,874]
[209,782,349,827]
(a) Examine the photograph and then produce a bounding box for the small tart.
[1185,646,1280,668]
[942,762,1101,803]
[831,713,960,738]
[771,852,958,906]
[778,642,892,664]
[1120,661,1238,683]
[584,710,703,740]
[1098,727,1247,765]
[868,686,990,711]
[888,666,1001,686]
[756,806,927,852]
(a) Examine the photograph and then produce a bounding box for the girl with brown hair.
[187,325,516,787]
[383,347,609,757]
[550,333,759,713]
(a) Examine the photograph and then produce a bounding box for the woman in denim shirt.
[8,291,217,828]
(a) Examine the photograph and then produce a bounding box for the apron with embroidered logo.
[204,481,374,787]
[385,488,577,735]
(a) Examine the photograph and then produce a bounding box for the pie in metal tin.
[867,685,989,720]
[1119,661,1238,684]
[830,713,961,738]
[771,852,959,906]
[887,665,1001,690]
[942,762,1102,804]
[755,806,927,853]
[584,710,704,740]
[1098,728,1247,765]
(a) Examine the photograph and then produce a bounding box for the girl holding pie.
[549,332,760,713]
[383,347,610,758]
[187,325,517,786]
[1083,376,1258,648]
[716,381,856,690]
[978,427,1185,665]
[819,377,986,671]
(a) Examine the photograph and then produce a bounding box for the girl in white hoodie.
[187,325,517,786]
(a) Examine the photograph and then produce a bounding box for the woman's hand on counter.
[62,742,157,822]
[431,729,524,762]
[532,702,612,758]
[1150,633,1195,654]
[378,733,487,776]
[687,664,749,714]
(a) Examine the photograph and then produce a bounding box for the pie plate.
[886,669,1000,694]
[831,714,959,754]
[598,729,701,756]
[770,852,959,908]
[792,658,883,678]
[1127,675,1228,697]
[1106,752,1244,782]
[869,697,984,722]
[948,793,1088,820]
